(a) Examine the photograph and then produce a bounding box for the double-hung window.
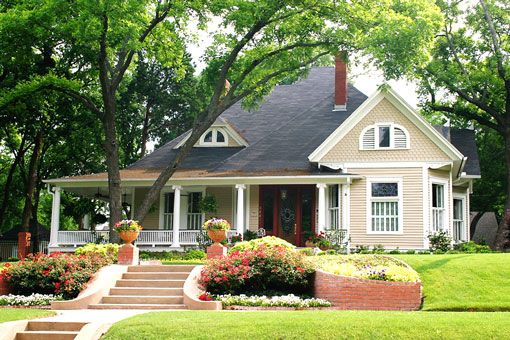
[163,193,174,230]
[367,179,402,233]
[328,185,340,230]
[187,192,203,230]
[432,184,445,232]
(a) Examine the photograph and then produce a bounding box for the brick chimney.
[334,52,348,111]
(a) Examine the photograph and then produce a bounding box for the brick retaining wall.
[312,270,422,311]
[0,276,13,296]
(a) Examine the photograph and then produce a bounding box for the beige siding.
[134,188,159,230]
[321,99,451,163]
[248,185,259,231]
[349,167,424,249]
[205,187,233,223]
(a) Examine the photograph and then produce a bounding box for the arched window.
[359,123,409,150]
[200,128,228,146]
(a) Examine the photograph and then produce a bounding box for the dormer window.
[200,128,228,146]
[360,123,409,150]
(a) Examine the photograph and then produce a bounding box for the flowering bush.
[229,233,243,244]
[229,236,295,254]
[75,243,120,259]
[198,292,213,301]
[215,294,331,308]
[198,244,313,295]
[0,293,63,306]
[114,220,143,232]
[1,252,115,300]
[202,218,231,231]
[320,261,419,282]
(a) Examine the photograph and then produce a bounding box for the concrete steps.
[15,321,88,340]
[89,265,194,310]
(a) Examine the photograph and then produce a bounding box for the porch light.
[280,189,287,200]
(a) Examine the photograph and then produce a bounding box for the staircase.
[15,321,88,340]
[88,265,195,310]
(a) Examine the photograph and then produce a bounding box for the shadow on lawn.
[409,255,470,274]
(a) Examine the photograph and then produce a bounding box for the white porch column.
[49,186,61,248]
[172,185,182,247]
[341,181,351,253]
[83,214,90,230]
[317,184,327,233]
[235,184,246,237]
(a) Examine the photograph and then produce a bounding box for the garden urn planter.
[319,245,330,251]
[208,229,227,244]
[305,240,316,248]
[119,230,140,245]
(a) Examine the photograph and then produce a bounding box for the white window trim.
[430,177,449,234]
[327,184,341,230]
[366,177,404,235]
[359,123,410,150]
[453,193,467,242]
[200,128,228,147]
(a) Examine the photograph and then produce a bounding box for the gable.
[320,98,452,163]
[174,123,248,149]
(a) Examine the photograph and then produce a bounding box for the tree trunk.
[494,133,510,250]
[0,136,26,229]
[102,100,122,244]
[20,130,43,233]
[30,183,42,254]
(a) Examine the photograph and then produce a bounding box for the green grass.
[102,310,510,340]
[0,309,56,323]
[394,254,510,311]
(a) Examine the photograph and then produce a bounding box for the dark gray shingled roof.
[127,67,480,177]
[433,126,481,176]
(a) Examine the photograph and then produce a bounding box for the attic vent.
[359,123,409,150]
[394,127,407,149]
[362,127,375,149]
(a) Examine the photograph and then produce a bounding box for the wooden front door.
[277,187,298,245]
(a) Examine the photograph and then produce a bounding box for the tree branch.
[429,103,502,133]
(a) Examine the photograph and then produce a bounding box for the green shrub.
[1,252,114,299]
[428,231,452,252]
[406,249,416,254]
[75,243,120,258]
[297,248,315,256]
[326,249,337,255]
[372,244,386,253]
[199,245,313,295]
[434,250,445,254]
[318,251,327,256]
[243,230,258,241]
[229,236,295,254]
[388,249,401,254]
[7,257,19,262]
[352,245,370,254]
[454,241,492,253]
[184,250,206,260]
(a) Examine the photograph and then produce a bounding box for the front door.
[277,187,298,245]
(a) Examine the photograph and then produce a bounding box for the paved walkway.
[41,309,153,323]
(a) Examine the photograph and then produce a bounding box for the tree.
[417,0,510,249]
[1,0,444,241]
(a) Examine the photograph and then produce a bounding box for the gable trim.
[308,87,465,164]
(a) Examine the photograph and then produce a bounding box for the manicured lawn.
[0,309,56,323]
[394,253,510,311]
[102,310,510,340]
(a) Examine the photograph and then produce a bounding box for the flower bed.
[1,252,115,300]
[0,293,62,306]
[215,294,331,308]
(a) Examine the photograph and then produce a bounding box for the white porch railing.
[57,230,110,246]
[453,220,464,241]
[187,213,203,230]
[55,229,239,247]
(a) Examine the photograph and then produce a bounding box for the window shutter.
[362,127,375,149]
[394,127,407,148]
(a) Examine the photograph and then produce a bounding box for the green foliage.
[297,248,315,256]
[372,244,386,253]
[428,231,452,252]
[1,252,115,299]
[243,230,257,241]
[198,194,218,214]
[184,250,206,260]
[199,245,313,295]
[196,230,213,251]
[75,243,121,258]
[7,257,19,262]
[406,250,416,254]
[229,236,295,254]
[453,241,492,254]
[352,245,370,254]
[325,229,350,253]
